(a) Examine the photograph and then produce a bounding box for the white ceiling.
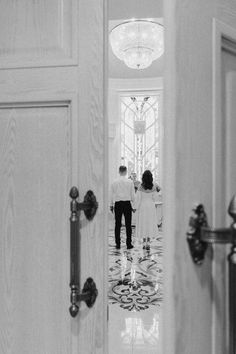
[109,0,163,21]
[108,0,163,79]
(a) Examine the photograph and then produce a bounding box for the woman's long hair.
[141,170,153,190]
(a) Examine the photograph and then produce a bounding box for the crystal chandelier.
[109,19,164,70]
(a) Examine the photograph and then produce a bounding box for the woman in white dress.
[134,170,159,250]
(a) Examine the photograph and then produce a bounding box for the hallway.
[108,226,163,353]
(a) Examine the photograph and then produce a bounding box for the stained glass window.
[120,94,161,183]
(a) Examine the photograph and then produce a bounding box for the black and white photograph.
[0,0,236,353]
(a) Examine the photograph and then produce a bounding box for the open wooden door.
[163,0,236,353]
[0,1,108,353]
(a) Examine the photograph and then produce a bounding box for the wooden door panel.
[0,0,107,352]
[0,105,71,353]
[0,0,77,68]
[164,1,236,353]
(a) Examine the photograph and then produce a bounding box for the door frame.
[212,18,236,226]
[212,18,236,354]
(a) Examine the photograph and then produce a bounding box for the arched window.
[120,93,162,183]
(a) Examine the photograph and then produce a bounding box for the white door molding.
[212,17,236,354]
[212,18,236,225]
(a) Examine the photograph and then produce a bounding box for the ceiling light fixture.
[109,19,164,70]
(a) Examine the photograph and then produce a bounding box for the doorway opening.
[107,2,164,353]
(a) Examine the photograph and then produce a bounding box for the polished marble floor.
[108,225,163,354]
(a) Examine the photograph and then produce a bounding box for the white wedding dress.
[134,187,159,241]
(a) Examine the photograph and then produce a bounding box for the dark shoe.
[146,238,150,250]
[127,244,134,249]
[143,238,146,249]
[116,244,120,249]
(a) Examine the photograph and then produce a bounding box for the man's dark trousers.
[114,201,132,247]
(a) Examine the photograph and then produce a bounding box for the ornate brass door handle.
[69,186,98,317]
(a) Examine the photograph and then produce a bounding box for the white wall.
[109,0,162,21]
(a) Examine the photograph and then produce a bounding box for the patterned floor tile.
[108,226,163,312]
[108,226,163,353]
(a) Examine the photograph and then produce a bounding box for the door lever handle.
[186,195,236,265]
[186,195,236,354]
[69,186,98,317]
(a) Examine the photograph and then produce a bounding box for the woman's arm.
[152,190,159,203]
[132,190,141,210]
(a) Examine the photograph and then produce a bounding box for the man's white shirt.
[110,176,135,205]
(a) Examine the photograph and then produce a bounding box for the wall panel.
[0,102,73,353]
[0,0,77,68]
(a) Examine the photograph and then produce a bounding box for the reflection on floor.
[108,226,163,354]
